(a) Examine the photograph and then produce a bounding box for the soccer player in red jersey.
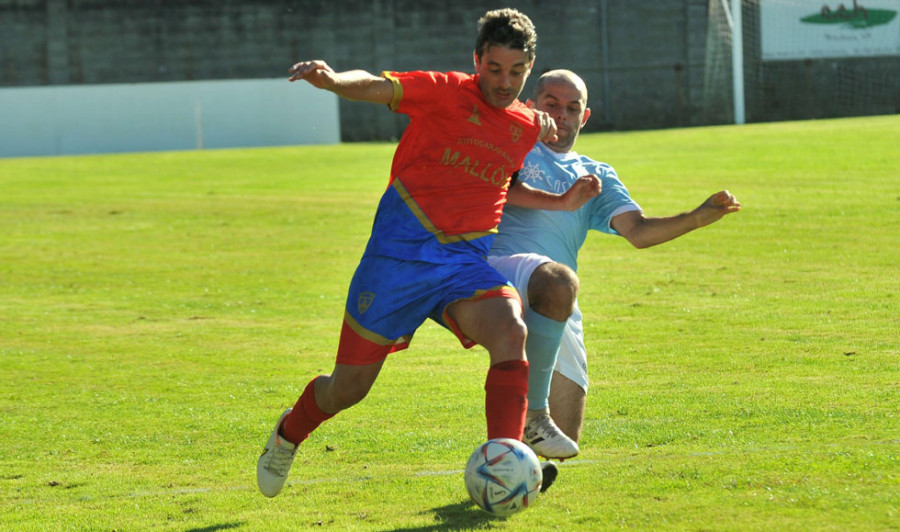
[257,8,600,498]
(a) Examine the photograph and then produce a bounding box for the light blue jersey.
[490,142,641,271]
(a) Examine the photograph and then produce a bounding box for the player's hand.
[534,110,558,143]
[288,60,337,89]
[562,175,602,211]
[695,190,741,227]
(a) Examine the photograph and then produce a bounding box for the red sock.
[281,376,335,445]
[484,359,529,440]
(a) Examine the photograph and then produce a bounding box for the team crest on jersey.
[358,292,375,314]
[509,123,523,142]
[467,105,481,126]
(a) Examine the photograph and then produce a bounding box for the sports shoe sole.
[540,461,558,493]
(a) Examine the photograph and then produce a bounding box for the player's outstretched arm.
[288,60,394,105]
[507,175,601,211]
[611,190,741,249]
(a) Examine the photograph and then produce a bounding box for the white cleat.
[523,410,579,460]
[256,409,297,498]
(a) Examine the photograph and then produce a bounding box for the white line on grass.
[37,442,897,503]
[120,460,600,500]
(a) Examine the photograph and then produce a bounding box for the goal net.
[703,0,900,124]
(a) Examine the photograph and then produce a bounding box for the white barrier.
[0,78,340,158]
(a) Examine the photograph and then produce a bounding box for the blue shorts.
[335,183,523,365]
[337,253,520,365]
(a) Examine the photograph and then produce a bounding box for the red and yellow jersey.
[382,70,540,241]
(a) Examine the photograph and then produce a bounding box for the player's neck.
[540,141,576,158]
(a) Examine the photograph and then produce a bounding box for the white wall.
[0,78,340,158]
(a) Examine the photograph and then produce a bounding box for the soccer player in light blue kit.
[489,70,741,467]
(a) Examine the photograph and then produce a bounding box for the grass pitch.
[1,115,897,531]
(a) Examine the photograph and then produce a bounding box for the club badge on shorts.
[357,292,375,314]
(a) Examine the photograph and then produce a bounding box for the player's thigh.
[445,295,526,362]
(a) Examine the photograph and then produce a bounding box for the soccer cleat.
[522,411,579,460]
[539,461,558,493]
[256,409,297,498]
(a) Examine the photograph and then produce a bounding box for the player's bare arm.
[289,60,394,105]
[506,175,601,211]
[611,190,741,249]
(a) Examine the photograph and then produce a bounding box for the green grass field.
[1,115,897,531]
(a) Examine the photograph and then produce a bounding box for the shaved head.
[534,69,588,104]
[529,69,591,153]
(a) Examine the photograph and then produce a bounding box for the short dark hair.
[475,8,537,61]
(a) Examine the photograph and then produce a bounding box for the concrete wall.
[1,0,897,146]
[0,78,339,157]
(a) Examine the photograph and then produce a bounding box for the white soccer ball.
[464,438,543,516]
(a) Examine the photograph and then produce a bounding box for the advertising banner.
[761,0,900,60]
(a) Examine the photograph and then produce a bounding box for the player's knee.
[486,310,528,356]
[500,311,528,349]
[528,262,579,321]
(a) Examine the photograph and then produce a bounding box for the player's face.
[533,81,589,153]
[474,45,534,109]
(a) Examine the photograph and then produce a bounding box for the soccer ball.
[464,438,543,516]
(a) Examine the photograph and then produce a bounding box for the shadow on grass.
[184,522,244,532]
[384,499,504,531]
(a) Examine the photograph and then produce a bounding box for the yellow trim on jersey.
[390,179,497,244]
[382,71,403,111]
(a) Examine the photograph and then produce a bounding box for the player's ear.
[582,107,591,126]
[526,99,536,109]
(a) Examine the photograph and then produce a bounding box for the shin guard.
[484,359,529,440]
